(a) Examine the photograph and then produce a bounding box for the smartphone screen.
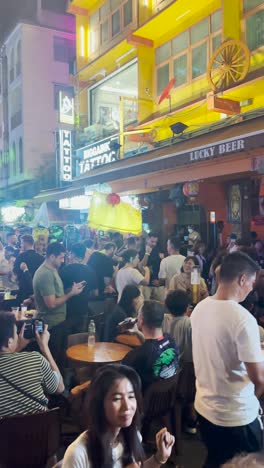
[35,320,43,334]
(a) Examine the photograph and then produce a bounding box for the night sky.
[0,0,67,43]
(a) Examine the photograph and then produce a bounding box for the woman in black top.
[103,285,142,342]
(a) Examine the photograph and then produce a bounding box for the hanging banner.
[59,130,72,182]
[88,191,142,235]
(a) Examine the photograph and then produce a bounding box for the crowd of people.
[1,228,264,467]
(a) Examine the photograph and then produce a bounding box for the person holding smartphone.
[0,312,64,418]
[33,242,85,366]
[60,243,98,335]
[62,364,174,467]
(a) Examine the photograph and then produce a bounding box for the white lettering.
[189,146,215,161]
[59,129,72,182]
[237,139,245,150]
[79,138,118,174]
[218,144,226,154]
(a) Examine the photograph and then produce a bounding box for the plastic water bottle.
[88,320,96,347]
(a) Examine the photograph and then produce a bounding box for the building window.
[9,48,15,83]
[157,64,169,95]
[19,138,23,173]
[89,0,135,56]
[11,142,16,177]
[16,41,21,76]
[155,10,222,95]
[123,0,132,27]
[101,21,109,44]
[84,62,137,143]
[10,86,22,130]
[112,10,121,37]
[244,1,264,51]
[53,36,75,63]
[41,0,66,12]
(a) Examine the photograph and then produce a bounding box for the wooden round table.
[66,342,132,365]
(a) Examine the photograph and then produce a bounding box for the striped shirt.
[0,351,59,418]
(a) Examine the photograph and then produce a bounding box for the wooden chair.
[0,408,60,468]
[67,333,90,384]
[115,333,142,347]
[67,332,89,348]
[142,372,183,455]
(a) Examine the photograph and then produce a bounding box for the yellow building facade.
[69,0,263,147]
[68,0,264,239]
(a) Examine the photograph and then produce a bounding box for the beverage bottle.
[88,319,96,346]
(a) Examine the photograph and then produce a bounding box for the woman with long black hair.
[103,285,143,342]
[62,364,174,467]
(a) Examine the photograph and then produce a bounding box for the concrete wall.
[21,23,74,176]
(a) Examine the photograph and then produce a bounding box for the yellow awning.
[134,0,220,46]
[78,40,137,83]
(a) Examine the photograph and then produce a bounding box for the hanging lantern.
[107,193,121,206]
[183,182,199,202]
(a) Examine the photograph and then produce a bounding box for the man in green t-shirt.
[33,242,84,366]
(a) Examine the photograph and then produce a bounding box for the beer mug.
[191,266,201,305]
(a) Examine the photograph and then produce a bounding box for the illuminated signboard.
[59,130,72,182]
[78,136,119,174]
[59,90,74,125]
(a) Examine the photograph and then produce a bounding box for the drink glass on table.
[19,305,27,319]
[11,306,20,320]
[4,289,11,300]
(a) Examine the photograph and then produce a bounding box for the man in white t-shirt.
[115,249,149,301]
[158,237,185,289]
[191,251,264,468]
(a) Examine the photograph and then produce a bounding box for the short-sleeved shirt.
[88,252,114,294]
[62,430,142,468]
[60,263,98,319]
[140,247,161,282]
[0,351,59,418]
[159,254,186,288]
[163,314,193,364]
[191,297,264,427]
[123,334,179,392]
[14,250,44,301]
[33,263,66,328]
[115,267,144,301]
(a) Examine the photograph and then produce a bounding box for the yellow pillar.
[222,0,242,41]
[76,15,89,71]
[137,44,155,123]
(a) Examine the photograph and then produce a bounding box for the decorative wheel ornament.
[207,40,250,92]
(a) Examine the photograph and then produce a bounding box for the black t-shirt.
[14,250,44,279]
[88,251,114,293]
[123,334,179,392]
[103,304,127,342]
[139,247,161,282]
[60,263,98,319]
[14,250,44,299]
